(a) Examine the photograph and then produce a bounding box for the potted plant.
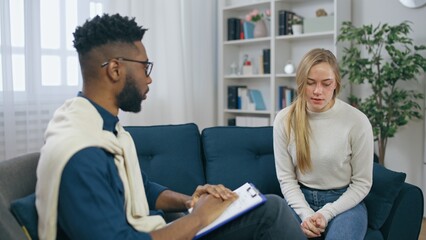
[337,21,426,165]
[289,15,303,35]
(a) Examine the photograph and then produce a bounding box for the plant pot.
[254,20,268,38]
[292,24,303,35]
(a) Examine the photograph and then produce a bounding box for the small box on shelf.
[236,116,269,127]
[242,65,253,75]
[303,16,334,34]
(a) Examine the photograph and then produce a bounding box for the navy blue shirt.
[58,95,167,240]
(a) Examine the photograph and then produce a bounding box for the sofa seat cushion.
[125,123,206,196]
[202,126,281,196]
[10,193,38,240]
[364,163,406,230]
[364,228,384,240]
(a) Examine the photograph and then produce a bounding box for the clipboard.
[191,182,267,239]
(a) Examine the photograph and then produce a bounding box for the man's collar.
[77,92,119,132]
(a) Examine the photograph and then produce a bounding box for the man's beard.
[117,75,145,113]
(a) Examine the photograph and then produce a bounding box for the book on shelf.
[278,10,295,35]
[228,85,246,109]
[258,54,264,74]
[262,49,270,74]
[228,87,266,111]
[227,18,241,40]
[237,87,249,110]
[227,118,236,126]
[243,21,254,39]
[239,20,244,39]
[278,10,286,35]
[228,86,257,110]
[248,89,266,111]
[278,86,296,109]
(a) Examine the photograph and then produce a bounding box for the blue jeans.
[291,186,367,240]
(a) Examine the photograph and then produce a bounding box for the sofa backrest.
[201,126,282,196]
[125,123,206,196]
[0,152,39,240]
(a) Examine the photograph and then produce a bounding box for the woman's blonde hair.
[285,48,341,173]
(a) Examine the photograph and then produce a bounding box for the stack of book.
[278,10,303,35]
[278,86,296,109]
[227,18,242,40]
[227,86,266,111]
[227,18,258,40]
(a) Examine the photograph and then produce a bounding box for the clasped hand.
[186,184,238,209]
[301,213,326,238]
[185,184,238,227]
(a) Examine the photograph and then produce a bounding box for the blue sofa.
[0,123,423,240]
[125,123,424,240]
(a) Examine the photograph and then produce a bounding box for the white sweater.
[273,99,373,222]
[36,97,165,240]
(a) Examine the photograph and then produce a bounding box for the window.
[0,0,108,160]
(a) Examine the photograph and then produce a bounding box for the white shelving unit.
[218,0,351,126]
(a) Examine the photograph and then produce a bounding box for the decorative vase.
[292,24,303,35]
[284,61,295,74]
[254,20,268,38]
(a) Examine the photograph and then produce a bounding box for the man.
[35,13,305,240]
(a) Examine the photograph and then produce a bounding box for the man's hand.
[189,193,237,227]
[300,213,326,238]
[186,184,237,209]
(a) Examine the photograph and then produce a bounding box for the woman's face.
[304,62,337,112]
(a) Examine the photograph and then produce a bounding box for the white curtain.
[107,0,218,130]
[0,0,105,161]
[0,0,217,161]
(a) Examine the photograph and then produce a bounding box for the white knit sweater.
[35,97,165,240]
[273,99,373,223]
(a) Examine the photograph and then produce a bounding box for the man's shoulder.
[64,147,115,173]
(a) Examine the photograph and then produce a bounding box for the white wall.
[351,0,426,214]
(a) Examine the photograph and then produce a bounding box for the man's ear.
[105,59,122,82]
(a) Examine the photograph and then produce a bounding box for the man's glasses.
[101,57,154,77]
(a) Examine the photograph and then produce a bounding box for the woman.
[273,48,373,239]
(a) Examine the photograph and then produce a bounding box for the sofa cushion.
[125,123,206,196]
[364,163,406,230]
[364,228,384,240]
[10,193,38,240]
[201,126,281,196]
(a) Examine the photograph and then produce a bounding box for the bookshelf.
[218,0,351,126]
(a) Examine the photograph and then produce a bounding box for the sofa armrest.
[380,182,423,240]
[0,198,28,240]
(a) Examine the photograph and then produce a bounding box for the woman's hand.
[300,213,326,238]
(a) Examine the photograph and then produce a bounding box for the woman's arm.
[273,110,314,221]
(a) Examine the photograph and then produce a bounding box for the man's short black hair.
[73,13,146,55]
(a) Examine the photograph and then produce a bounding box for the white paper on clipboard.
[191,182,267,239]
